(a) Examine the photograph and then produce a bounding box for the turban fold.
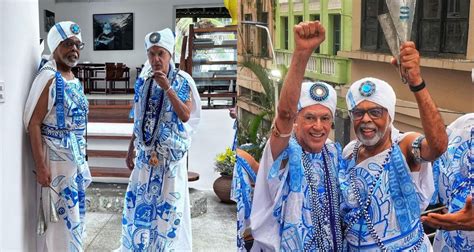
[346,77,396,123]
[144,28,175,55]
[47,21,82,54]
[298,81,337,116]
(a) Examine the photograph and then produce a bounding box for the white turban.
[298,81,337,116]
[47,21,82,55]
[144,28,175,55]
[346,77,396,123]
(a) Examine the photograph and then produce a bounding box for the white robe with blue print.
[340,129,434,251]
[231,153,257,251]
[432,113,474,252]
[120,68,200,252]
[250,138,344,251]
[24,62,91,252]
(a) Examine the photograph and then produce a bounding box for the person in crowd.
[422,113,473,251]
[339,41,448,250]
[250,21,345,251]
[120,28,201,251]
[24,21,91,251]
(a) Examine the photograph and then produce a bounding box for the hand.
[391,41,423,86]
[421,196,474,231]
[36,164,51,187]
[293,21,326,54]
[126,149,135,171]
[153,70,170,90]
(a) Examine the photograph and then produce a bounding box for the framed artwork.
[93,13,133,50]
[44,10,55,32]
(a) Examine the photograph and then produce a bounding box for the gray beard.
[60,55,78,68]
[357,122,390,147]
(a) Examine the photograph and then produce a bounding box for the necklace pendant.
[149,151,159,166]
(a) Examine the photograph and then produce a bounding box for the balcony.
[275,50,350,84]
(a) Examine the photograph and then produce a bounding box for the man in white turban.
[250,21,344,251]
[23,21,91,252]
[119,28,201,251]
[339,42,448,250]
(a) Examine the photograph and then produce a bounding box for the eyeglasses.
[349,107,386,121]
[61,39,85,50]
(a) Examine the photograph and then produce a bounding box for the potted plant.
[213,147,236,203]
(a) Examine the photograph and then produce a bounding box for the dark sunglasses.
[349,107,386,121]
[61,39,85,50]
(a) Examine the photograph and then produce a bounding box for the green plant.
[214,147,236,176]
[237,60,288,160]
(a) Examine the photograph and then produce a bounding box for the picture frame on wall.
[93,13,133,50]
[44,10,55,32]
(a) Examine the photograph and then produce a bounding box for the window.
[332,14,341,55]
[244,14,253,54]
[281,16,289,50]
[294,15,303,25]
[310,14,320,53]
[361,0,470,56]
[257,0,269,57]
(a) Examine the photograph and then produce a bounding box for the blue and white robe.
[120,65,200,252]
[24,61,91,252]
[231,153,257,251]
[250,138,344,251]
[431,113,474,251]
[340,129,434,251]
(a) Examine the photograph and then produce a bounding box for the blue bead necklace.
[302,145,342,251]
[347,141,424,251]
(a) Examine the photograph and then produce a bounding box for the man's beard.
[356,122,390,147]
[60,54,79,67]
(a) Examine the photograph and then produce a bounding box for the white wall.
[55,0,224,80]
[0,0,41,251]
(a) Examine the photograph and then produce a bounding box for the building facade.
[339,0,474,132]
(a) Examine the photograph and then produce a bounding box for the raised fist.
[293,21,326,54]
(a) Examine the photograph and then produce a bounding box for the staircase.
[87,122,132,179]
[86,97,200,181]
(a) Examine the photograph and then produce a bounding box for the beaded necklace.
[346,141,424,251]
[302,145,342,251]
[139,70,178,166]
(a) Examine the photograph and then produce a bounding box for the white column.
[0,0,41,250]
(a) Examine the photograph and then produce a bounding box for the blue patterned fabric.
[120,68,193,251]
[38,73,91,251]
[231,154,257,251]
[262,138,344,251]
[432,115,474,251]
[340,139,430,251]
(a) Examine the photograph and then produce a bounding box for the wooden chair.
[72,66,87,92]
[111,63,130,93]
[88,63,113,94]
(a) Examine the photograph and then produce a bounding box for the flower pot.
[213,174,234,204]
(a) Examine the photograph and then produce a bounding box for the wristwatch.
[411,135,426,163]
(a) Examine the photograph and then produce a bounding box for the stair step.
[87,135,132,140]
[87,150,128,158]
[87,122,133,138]
[90,166,131,178]
[87,139,129,152]
[88,100,133,123]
